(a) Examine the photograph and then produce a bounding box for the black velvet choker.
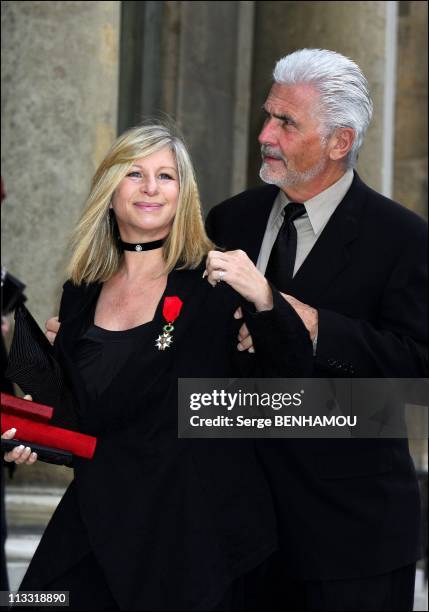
[118,238,165,252]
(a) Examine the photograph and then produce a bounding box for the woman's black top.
[20,269,313,611]
[75,322,157,401]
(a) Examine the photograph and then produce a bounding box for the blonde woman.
[3,123,312,610]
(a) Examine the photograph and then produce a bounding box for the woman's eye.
[126,171,174,180]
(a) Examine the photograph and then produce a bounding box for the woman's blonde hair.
[67,122,214,285]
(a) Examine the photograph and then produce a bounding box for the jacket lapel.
[57,283,102,355]
[229,185,278,264]
[286,173,365,303]
[54,283,102,420]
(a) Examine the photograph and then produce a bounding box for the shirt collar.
[272,168,354,235]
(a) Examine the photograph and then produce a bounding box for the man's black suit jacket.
[206,172,427,580]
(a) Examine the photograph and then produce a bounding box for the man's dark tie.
[265,202,306,289]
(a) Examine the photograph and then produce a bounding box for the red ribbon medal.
[156,296,183,350]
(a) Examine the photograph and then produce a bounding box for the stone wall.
[1,1,120,330]
[1,0,120,485]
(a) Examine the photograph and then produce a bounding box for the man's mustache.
[260,145,285,161]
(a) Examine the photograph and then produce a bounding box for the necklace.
[118,238,165,252]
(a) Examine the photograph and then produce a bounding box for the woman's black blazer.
[31,268,312,611]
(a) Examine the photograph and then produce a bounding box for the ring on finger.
[217,270,226,282]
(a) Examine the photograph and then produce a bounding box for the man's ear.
[328,128,355,161]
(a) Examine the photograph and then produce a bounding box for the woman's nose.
[140,176,158,195]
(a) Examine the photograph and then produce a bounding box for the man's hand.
[280,292,318,340]
[45,316,60,345]
[234,307,255,353]
[232,290,318,354]
[204,250,273,312]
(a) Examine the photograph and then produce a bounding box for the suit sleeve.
[315,231,428,376]
[237,286,314,377]
[205,207,216,242]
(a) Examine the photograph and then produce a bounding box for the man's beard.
[259,145,328,188]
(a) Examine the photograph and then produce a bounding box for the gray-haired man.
[206,48,427,611]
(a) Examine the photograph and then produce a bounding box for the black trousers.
[256,553,417,612]
[18,551,417,611]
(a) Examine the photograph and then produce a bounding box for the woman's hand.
[45,316,60,345]
[204,250,273,312]
[2,395,38,464]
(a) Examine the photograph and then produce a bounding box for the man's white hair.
[273,48,373,167]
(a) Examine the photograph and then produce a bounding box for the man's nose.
[258,119,277,146]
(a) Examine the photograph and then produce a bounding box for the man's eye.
[282,118,296,128]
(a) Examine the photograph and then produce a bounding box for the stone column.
[174,1,255,210]
[394,0,428,219]
[118,0,255,213]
